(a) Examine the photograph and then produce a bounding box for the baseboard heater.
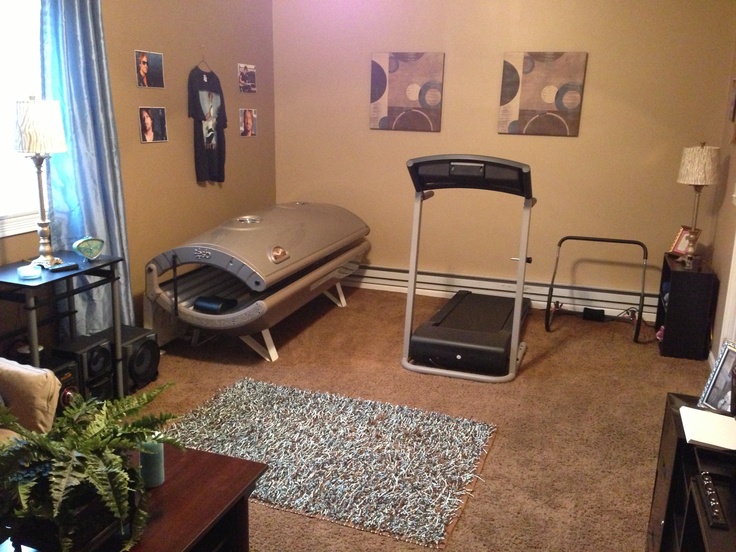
[343,266,659,322]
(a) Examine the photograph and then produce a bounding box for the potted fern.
[0,385,180,552]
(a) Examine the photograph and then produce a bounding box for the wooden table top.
[132,445,267,551]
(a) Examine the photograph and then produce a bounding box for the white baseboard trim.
[343,265,659,322]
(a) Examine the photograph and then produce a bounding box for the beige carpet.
[145,287,709,551]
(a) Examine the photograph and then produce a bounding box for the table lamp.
[676,143,720,269]
[15,97,67,268]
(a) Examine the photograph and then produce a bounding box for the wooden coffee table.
[0,446,267,552]
[132,445,267,551]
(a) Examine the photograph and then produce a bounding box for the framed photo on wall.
[698,339,735,413]
[135,50,165,88]
[239,108,257,136]
[139,107,167,143]
[669,225,699,256]
[238,63,256,93]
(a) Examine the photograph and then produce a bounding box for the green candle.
[140,441,165,488]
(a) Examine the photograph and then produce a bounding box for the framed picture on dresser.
[669,225,699,256]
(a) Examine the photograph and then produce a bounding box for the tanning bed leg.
[241,329,279,362]
[323,282,347,307]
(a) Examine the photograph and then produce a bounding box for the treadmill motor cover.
[409,291,531,376]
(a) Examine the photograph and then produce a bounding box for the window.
[0,0,42,238]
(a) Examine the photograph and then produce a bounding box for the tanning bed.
[144,202,370,362]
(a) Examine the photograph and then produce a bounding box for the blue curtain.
[41,0,133,333]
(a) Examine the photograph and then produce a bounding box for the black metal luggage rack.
[544,235,648,342]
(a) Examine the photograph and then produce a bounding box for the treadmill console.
[407,154,532,198]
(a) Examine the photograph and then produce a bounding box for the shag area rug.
[167,378,496,547]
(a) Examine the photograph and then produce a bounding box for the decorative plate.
[72,237,104,260]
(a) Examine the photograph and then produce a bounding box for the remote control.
[48,262,79,272]
[697,471,728,529]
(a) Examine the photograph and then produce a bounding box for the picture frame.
[669,225,699,256]
[239,108,257,136]
[134,50,165,88]
[698,339,736,414]
[238,63,256,93]
[728,78,736,122]
[139,107,167,143]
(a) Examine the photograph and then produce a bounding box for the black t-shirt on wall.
[188,67,227,182]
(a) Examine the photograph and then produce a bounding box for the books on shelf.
[679,405,736,451]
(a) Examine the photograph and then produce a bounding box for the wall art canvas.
[370,52,444,132]
[498,52,588,137]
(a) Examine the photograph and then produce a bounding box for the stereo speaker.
[42,355,81,414]
[53,333,114,401]
[100,325,160,395]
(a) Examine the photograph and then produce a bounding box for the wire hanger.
[198,45,212,72]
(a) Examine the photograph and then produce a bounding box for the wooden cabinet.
[646,393,736,552]
[655,255,718,360]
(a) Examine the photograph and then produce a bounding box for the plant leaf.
[84,452,129,520]
[49,457,83,516]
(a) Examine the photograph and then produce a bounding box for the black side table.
[0,251,124,397]
[655,254,719,360]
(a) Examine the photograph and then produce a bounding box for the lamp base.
[683,227,700,269]
[32,220,62,268]
[677,253,702,270]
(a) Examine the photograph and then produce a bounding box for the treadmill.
[401,154,536,383]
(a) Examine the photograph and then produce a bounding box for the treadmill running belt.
[409,291,531,376]
[431,291,513,332]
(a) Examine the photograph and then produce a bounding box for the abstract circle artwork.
[370,52,445,132]
[498,51,588,137]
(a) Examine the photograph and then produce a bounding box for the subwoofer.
[53,333,114,401]
[101,325,160,395]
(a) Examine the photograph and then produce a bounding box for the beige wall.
[102,0,276,320]
[3,1,736,348]
[711,43,736,350]
[272,1,736,298]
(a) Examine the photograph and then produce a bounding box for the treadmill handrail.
[407,154,532,199]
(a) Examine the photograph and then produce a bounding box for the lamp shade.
[676,144,720,186]
[14,98,67,155]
